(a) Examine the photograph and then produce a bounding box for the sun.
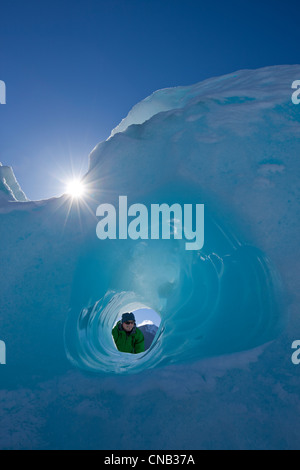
[65,179,85,198]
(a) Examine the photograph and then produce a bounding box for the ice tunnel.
[64,183,283,375]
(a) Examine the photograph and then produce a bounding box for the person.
[112,312,145,354]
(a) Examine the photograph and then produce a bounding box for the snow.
[1,64,300,449]
[138,319,155,327]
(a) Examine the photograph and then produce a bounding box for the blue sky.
[0,0,299,200]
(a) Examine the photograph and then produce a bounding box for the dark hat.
[121,312,135,323]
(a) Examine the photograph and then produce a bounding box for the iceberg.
[0,65,300,450]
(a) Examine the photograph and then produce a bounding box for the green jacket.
[112,321,145,354]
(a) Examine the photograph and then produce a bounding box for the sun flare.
[65,179,85,198]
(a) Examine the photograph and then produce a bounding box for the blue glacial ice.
[0,65,300,449]
[64,183,283,375]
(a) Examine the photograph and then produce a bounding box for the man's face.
[122,321,135,332]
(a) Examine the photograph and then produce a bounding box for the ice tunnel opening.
[111,307,162,355]
[65,292,166,375]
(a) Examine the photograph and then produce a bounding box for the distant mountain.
[137,321,159,351]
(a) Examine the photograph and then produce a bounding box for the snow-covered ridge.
[137,321,159,351]
[137,319,155,327]
[137,320,159,335]
[0,162,29,203]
